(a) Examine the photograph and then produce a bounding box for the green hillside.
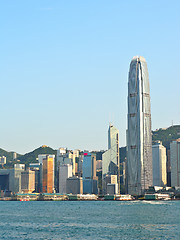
[1,125,179,169]
[152,125,180,149]
[0,148,22,168]
[118,125,180,162]
[17,146,57,165]
[0,146,56,168]
[0,148,21,161]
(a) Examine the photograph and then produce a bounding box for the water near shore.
[0,201,179,239]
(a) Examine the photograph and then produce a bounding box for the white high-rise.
[59,164,72,194]
[152,141,167,186]
[127,56,153,195]
[170,139,180,187]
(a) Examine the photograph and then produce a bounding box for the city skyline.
[1,1,180,154]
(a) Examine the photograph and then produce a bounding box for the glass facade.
[127,56,153,195]
[102,124,120,193]
[82,152,98,194]
[42,155,55,193]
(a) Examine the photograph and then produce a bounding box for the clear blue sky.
[0,0,180,154]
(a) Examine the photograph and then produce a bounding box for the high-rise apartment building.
[152,141,167,186]
[127,56,153,195]
[102,124,120,193]
[170,139,180,187]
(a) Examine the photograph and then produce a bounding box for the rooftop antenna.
[109,113,113,127]
[109,113,111,127]
[112,112,114,126]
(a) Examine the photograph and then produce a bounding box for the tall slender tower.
[127,56,152,195]
[102,124,120,193]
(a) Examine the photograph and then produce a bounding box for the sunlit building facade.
[40,155,55,193]
[152,141,167,186]
[127,56,153,195]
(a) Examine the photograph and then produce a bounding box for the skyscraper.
[102,124,120,194]
[82,152,98,194]
[59,164,72,194]
[170,139,180,187]
[38,154,55,193]
[127,56,153,195]
[152,141,167,187]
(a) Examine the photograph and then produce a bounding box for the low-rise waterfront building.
[66,176,83,194]
[107,183,118,195]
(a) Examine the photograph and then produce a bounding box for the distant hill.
[1,125,179,168]
[0,148,21,161]
[0,148,22,168]
[17,146,57,165]
[119,125,180,162]
[152,125,180,150]
[0,146,57,168]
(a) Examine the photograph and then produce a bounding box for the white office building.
[59,164,72,194]
[170,139,180,187]
[152,141,167,186]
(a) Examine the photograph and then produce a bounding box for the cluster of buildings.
[0,150,101,196]
[0,56,180,197]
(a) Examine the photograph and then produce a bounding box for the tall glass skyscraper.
[102,124,120,193]
[127,56,152,195]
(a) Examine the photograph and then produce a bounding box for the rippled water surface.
[0,201,179,239]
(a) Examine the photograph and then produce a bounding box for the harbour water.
[0,201,179,239]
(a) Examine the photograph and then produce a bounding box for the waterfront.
[0,201,179,239]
